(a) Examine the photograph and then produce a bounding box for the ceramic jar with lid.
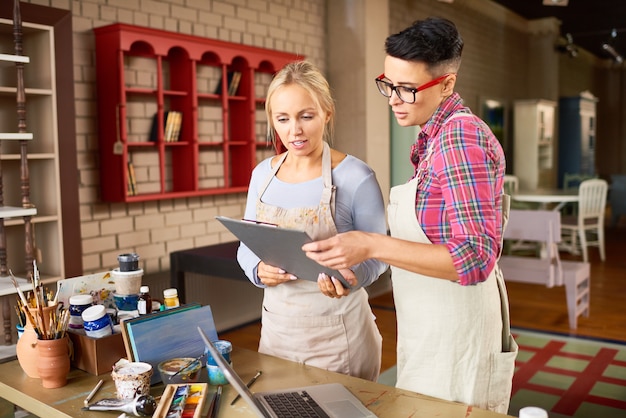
[82,305,113,338]
[68,294,94,330]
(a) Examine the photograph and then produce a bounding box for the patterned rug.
[377,328,626,417]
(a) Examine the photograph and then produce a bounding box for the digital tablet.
[215,216,350,288]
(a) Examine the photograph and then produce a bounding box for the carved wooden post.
[13,0,35,276]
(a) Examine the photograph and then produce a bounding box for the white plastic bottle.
[519,406,549,418]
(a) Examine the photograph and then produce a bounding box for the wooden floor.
[221,225,626,374]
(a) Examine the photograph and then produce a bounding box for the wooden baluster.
[13,0,35,276]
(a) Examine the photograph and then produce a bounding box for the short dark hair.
[384,17,463,73]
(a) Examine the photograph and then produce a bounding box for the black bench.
[169,241,247,303]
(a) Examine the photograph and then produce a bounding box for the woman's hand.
[317,269,357,298]
[303,231,372,269]
[257,261,297,287]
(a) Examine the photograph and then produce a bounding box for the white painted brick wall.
[50,0,325,274]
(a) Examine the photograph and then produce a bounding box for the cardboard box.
[68,330,127,375]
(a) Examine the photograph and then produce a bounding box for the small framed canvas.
[121,304,219,384]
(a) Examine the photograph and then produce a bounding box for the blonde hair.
[265,60,335,146]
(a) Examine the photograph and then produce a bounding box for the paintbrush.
[14,304,24,327]
[9,270,28,308]
[21,304,41,338]
[35,283,47,339]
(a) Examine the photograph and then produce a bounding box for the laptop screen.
[197,326,270,417]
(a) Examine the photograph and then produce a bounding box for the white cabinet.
[513,99,557,190]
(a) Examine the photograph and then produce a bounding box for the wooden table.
[513,189,579,211]
[0,347,515,418]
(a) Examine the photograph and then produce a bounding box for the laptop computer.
[215,216,350,288]
[197,327,377,418]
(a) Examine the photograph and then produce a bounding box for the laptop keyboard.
[263,390,330,418]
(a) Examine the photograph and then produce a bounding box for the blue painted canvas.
[124,304,219,384]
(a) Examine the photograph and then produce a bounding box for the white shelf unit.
[513,99,557,190]
[0,18,59,281]
[0,1,81,347]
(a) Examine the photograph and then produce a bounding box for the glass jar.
[163,288,180,309]
[138,286,152,315]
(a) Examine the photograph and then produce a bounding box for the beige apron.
[254,142,382,381]
[387,114,517,413]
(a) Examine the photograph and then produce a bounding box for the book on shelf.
[228,71,242,96]
[150,111,182,142]
[214,72,232,95]
[213,71,241,96]
[148,113,159,142]
[164,111,182,142]
[127,161,137,196]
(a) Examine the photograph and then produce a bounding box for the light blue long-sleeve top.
[237,154,389,290]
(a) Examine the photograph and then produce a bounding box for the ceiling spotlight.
[602,43,624,64]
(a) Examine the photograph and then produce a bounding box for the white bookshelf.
[0,1,82,347]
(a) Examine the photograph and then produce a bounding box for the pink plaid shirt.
[410,93,506,285]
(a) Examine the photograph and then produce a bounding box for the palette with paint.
[153,383,208,418]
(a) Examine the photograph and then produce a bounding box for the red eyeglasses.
[375,73,452,103]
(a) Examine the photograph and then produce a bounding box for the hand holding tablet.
[215,216,351,288]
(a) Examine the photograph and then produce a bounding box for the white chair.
[561,173,597,216]
[563,173,597,190]
[560,178,608,262]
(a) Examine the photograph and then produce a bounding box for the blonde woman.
[237,61,388,381]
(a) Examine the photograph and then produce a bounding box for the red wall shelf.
[93,23,300,202]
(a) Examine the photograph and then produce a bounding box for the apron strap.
[319,142,336,220]
[496,193,513,352]
[257,143,336,220]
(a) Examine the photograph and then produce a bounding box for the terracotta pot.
[36,336,71,389]
[15,325,39,378]
[16,304,59,378]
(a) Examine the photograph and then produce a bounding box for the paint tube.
[82,394,156,416]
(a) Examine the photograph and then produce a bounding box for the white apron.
[255,143,382,381]
[387,115,517,413]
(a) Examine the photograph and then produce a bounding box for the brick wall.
[20,0,617,278]
[22,0,327,274]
